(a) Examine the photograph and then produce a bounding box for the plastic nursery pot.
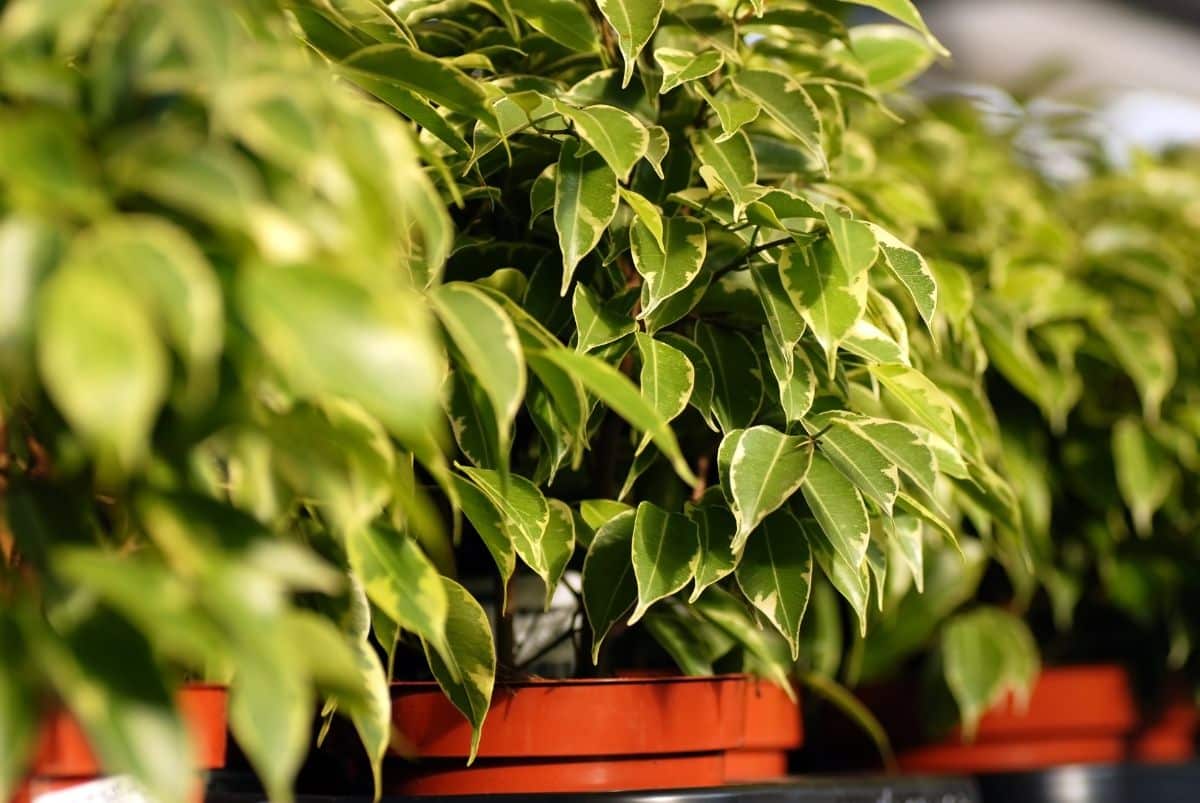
[1132,683,1198,764]
[386,674,747,795]
[898,664,1138,774]
[11,684,228,803]
[725,678,803,782]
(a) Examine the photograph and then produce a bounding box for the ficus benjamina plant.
[289,0,1032,761]
[831,94,1200,741]
[0,2,449,801]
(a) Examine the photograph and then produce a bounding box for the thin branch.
[711,236,795,280]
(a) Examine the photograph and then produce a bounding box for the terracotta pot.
[11,685,228,803]
[1132,686,1198,764]
[724,679,803,782]
[387,674,747,795]
[898,664,1138,774]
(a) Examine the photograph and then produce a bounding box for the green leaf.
[620,187,665,250]
[538,348,697,484]
[1113,417,1175,537]
[36,261,167,476]
[693,129,759,217]
[349,75,473,155]
[0,616,36,802]
[842,319,909,365]
[632,216,707,318]
[801,452,870,570]
[31,611,197,803]
[812,419,900,515]
[595,0,665,86]
[583,510,638,662]
[849,24,935,90]
[747,189,822,236]
[342,44,500,130]
[346,525,450,663]
[635,333,695,444]
[801,516,871,636]
[822,204,878,278]
[459,466,558,586]
[751,265,807,351]
[868,362,960,448]
[238,265,442,442]
[554,138,620,294]
[543,499,577,608]
[728,425,815,550]
[692,587,792,690]
[686,499,738,602]
[573,284,636,352]
[643,125,670,178]
[1094,315,1176,423]
[424,577,496,763]
[447,369,503,471]
[731,70,825,169]
[837,0,949,56]
[825,413,937,498]
[452,475,516,589]
[697,84,761,140]
[432,282,525,460]
[942,607,1039,740]
[342,636,391,799]
[644,604,725,675]
[580,499,634,530]
[509,0,598,52]
[736,508,813,659]
[629,502,701,623]
[885,515,925,593]
[67,218,222,404]
[658,332,718,430]
[655,48,724,94]
[763,329,817,422]
[780,241,868,373]
[695,323,764,432]
[555,102,650,182]
[868,224,937,328]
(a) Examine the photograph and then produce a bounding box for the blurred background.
[915,0,1200,159]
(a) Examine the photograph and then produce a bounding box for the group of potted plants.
[1,0,1196,802]
[805,94,1200,772]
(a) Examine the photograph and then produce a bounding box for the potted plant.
[1,1,450,801]
[806,92,1200,774]
[286,0,1031,795]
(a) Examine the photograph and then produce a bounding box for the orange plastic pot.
[1132,686,1197,764]
[11,685,228,803]
[898,665,1137,774]
[724,679,802,782]
[387,674,747,795]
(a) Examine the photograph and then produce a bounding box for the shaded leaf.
[632,215,707,317]
[582,510,638,662]
[554,139,619,294]
[424,577,496,763]
[729,426,815,550]
[629,502,700,623]
[736,508,813,659]
[596,0,665,86]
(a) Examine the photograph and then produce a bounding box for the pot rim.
[390,672,750,692]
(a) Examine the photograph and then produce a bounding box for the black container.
[209,775,980,803]
[977,762,1200,803]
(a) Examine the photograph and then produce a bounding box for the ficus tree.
[292,0,1027,763]
[0,2,449,801]
[841,93,1200,739]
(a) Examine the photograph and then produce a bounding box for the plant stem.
[711,236,794,280]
